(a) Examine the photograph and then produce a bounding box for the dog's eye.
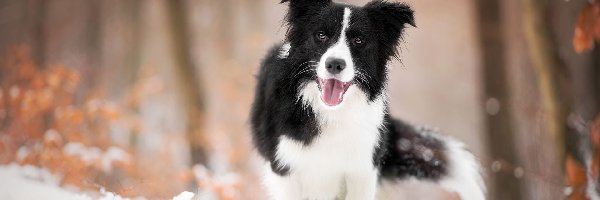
[352,37,363,45]
[316,31,329,42]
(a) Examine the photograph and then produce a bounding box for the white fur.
[263,80,386,200]
[279,43,291,59]
[317,8,355,83]
[438,137,486,200]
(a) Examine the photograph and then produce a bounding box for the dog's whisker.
[354,70,374,91]
[292,67,314,80]
[289,61,318,80]
[356,69,374,80]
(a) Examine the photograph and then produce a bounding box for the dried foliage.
[573,0,600,53]
[566,155,588,200]
[566,116,600,200]
[0,45,242,199]
[0,44,136,195]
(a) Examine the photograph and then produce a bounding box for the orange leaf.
[567,155,589,200]
[567,155,587,187]
[573,1,600,53]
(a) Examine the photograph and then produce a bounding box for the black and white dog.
[250,0,485,199]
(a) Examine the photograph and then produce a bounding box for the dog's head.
[282,0,414,108]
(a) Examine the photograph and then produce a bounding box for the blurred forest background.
[0,0,599,199]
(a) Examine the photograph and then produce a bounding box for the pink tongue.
[321,79,346,106]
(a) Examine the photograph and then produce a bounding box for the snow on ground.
[0,164,95,200]
[0,164,196,200]
[172,191,195,200]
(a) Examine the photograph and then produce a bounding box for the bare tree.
[167,0,208,166]
[475,0,523,199]
[522,0,572,167]
[31,0,47,69]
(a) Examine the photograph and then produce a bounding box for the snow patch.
[16,146,31,161]
[63,142,131,172]
[0,164,197,200]
[44,129,62,142]
[97,188,130,200]
[0,164,88,200]
[101,147,130,172]
[63,142,103,163]
[192,164,240,199]
[172,191,195,200]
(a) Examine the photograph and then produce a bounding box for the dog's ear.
[365,0,415,27]
[365,0,414,58]
[280,0,332,23]
[365,1,415,37]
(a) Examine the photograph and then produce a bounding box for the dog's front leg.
[345,168,378,200]
[263,163,301,200]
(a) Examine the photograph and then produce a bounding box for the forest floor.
[0,164,196,200]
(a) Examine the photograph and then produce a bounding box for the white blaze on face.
[317,8,354,82]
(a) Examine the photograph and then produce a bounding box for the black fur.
[380,119,448,180]
[251,0,447,182]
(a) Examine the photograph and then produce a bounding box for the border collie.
[251,0,485,199]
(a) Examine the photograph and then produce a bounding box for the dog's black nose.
[325,58,346,75]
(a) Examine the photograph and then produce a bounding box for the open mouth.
[317,78,352,106]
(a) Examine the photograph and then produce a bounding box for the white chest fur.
[263,83,386,200]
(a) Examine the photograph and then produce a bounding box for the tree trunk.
[522,0,571,168]
[596,48,600,110]
[166,0,208,166]
[31,0,47,69]
[475,0,523,199]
